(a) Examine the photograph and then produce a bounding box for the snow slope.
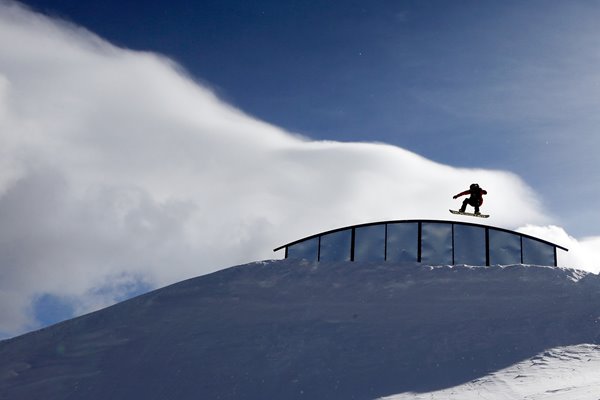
[381,344,600,399]
[1,260,600,400]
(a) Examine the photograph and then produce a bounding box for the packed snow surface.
[1,260,600,400]
[380,344,600,399]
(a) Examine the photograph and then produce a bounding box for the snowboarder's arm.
[453,190,470,199]
[482,189,487,195]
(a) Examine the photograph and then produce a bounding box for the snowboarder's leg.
[460,199,469,212]
[472,199,482,214]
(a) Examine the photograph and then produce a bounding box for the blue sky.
[1,0,600,337]
[19,0,600,236]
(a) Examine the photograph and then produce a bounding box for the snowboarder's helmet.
[470,183,479,189]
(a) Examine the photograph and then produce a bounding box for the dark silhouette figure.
[453,183,487,214]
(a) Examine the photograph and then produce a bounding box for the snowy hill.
[1,260,600,400]
[383,343,600,399]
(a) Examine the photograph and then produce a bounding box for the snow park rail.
[274,219,568,266]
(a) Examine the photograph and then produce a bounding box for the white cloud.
[517,225,600,273]
[0,2,597,336]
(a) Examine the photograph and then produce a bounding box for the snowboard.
[450,209,489,218]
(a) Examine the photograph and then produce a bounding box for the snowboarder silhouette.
[453,183,487,215]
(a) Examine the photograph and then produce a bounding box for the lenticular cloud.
[0,2,586,336]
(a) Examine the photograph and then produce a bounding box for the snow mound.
[381,344,600,399]
[1,260,600,400]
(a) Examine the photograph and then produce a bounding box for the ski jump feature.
[451,183,488,218]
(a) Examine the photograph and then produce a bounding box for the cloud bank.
[516,225,600,274]
[0,2,595,336]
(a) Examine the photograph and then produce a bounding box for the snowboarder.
[453,183,487,215]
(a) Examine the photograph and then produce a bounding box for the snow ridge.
[381,344,600,399]
[1,260,599,400]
